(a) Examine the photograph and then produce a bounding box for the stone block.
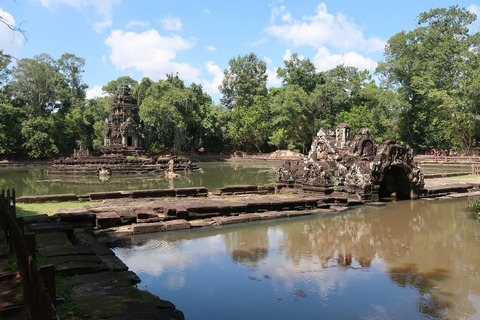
[88,191,127,200]
[130,189,166,198]
[219,185,258,194]
[163,219,190,231]
[132,222,165,235]
[96,211,121,229]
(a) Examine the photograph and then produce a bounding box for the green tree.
[277,53,323,94]
[21,116,59,158]
[268,85,310,152]
[10,54,60,115]
[219,52,268,110]
[102,76,138,95]
[311,65,371,129]
[0,103,24,157]
[377,6,479,151]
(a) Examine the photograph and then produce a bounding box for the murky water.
[0,161,278,196]
[114,198,480,320]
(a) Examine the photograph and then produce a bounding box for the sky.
[1,0,479,102]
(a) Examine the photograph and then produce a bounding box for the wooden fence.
[0,189,58,320]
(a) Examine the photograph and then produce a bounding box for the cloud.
[313,47,378,72]
[105,29,200,82]
[468,4,480,32]
[160,17,182,32]
[126,20,150,30]
[36,0,120,32]
[0,8,24,56]
[94,18,112,33]
[265,3,384,52]
[86,85,106,99]
[206,45,217,51]
[202,61,223,100]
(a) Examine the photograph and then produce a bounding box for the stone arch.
[378,164,411,200]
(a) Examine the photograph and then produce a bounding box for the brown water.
[114,197,480,320]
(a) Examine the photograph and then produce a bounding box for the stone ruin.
[45,84,197,176]
[102,84,146,155]
[277,123,425,201]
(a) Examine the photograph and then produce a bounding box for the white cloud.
[86,85,106,99]
[37,0,120,16]
[202,61,223,99]
[126,20,149,30]
[94,18,112,33]
[264,56,282,87]
[105,29,200,82]
[313,47,378,72]
[265,2,384,52]
[0,8,24,56]
[160,17,182,32]
[468,4,480,32]
[36,0,120,33]
[206,45,217,51]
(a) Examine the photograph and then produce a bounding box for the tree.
[311,65,371,129]
[102,76,138,95]
[0,103,24,157]
[268,85,310,152]
[228,95,270,152]
[277,53,323,94]
[10,54,60,116]
[57,53,88,102]
[21,116,59,158]
[377,6,479,151]
[0,51,12,91]
[219,53,268,110]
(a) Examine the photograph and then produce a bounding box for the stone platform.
[20,214,184,319]
[44,155,199,175]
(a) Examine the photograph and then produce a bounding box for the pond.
[113,198,480,320]
[0,161,279,196]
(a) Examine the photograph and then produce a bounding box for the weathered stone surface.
[163,219,190,231]
[219,185,258,194]
[96,211,121,229]
[132,222,165,235]
[130,189,176,198]
[74,229,114,256]
[25,222,74,234]
[22,214,50,224]
[88,191,127,200]
[277,123,425,201]
[189,219,216,228]
[17,193,78,203]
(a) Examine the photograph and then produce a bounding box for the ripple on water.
[132,239,171,252]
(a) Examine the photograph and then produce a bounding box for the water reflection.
[114,198,480,320]
[0,161,278,196]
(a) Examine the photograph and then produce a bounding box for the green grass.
[16,201,100,218]
[468,199,480,221]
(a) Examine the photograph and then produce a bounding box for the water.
[114,198,480,320]
[0,161,279,196]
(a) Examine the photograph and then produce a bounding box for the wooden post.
[39,265,56,307]
[25,233,36,262]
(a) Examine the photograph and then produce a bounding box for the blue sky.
[2,0,479,102]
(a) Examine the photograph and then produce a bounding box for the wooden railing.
[0,189,58,320]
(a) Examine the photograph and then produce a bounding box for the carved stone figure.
[277,123,425,200]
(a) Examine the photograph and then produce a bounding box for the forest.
[0,6,479,159]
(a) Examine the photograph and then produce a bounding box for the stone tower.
[102,84,145,153]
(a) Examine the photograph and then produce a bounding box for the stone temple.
[101,84,145,155]
[45,84,198,175]
[277,123,425,201]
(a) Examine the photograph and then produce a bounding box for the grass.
[468,199,480,221]
[16,201,100,218]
